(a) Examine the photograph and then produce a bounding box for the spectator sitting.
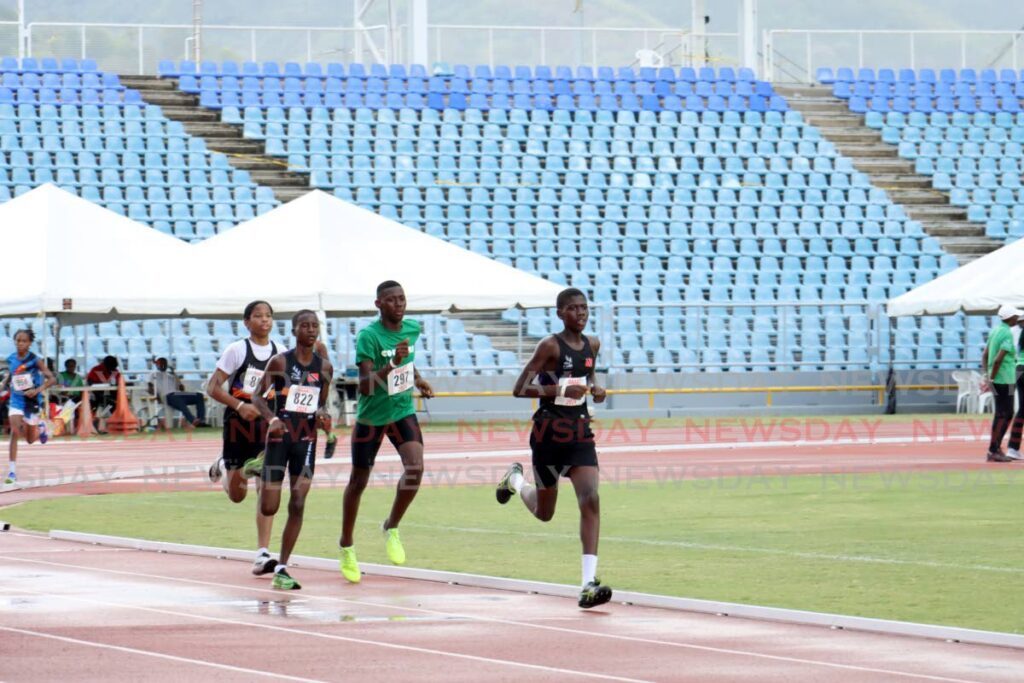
[148,357,209,429]
[56,358,84,401]
[86,355,121,415]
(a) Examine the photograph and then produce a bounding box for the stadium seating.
[0,57,277,240]
[0,58,977,374]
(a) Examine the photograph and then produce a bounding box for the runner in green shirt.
[981,305,1022,461]
[338,281,434,583]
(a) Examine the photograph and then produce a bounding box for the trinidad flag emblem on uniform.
[584,358,593,368]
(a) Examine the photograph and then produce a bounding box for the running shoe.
[38,421,48,445]
[272,568,301,590]
[4,472,14,485]
[1006,448,1023,461]
[987,450,1014,463]
[207,456,223,483]
[339,546,361,583]
[252,551,278,576]
[578,579,613,609]
[242,451,264,478]
[324,433,338,459]
[382,521,406,565]
[495,462,523,504]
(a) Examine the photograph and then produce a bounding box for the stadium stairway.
[119,75,310,202]
[775,84,1001,263]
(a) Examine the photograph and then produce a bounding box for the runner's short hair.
[376,280,403,297]
[13,328,35,342]
[244,300,273,320]
[556,287,587,309]
[292,309,318,327]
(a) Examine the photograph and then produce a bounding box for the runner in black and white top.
[205,300,282,576]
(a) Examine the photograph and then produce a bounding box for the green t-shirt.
[355,318,421,426]
[58,371,84,388]
[986,322,1016,384]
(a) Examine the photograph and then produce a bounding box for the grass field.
[5,468,1021,634]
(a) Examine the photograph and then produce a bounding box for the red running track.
[2,531,1023,683]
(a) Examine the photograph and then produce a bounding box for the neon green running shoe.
[339,546,361,583]
[578,579,613,609]
[272,568,301,590]
[4,472,14,485]
[241,451,264,479]
[382,521,406,566]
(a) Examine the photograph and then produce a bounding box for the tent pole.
[516,309,522,369]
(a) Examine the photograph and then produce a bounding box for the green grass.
[5,469,1022,634]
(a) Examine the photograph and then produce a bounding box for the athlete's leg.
[383,440,423,530]
[520,466,559,522]
[8,413,23,466]
[278,474,312,567]
[223,466,249,502]
[254,475,273,550]
[568,465,601,555]
[340,465,370,547]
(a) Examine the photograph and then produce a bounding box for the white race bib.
[554,376,587,406]
[12,373,34,392]
[284,385,319,414]
[241,367,265,397]
[388,362,414,396]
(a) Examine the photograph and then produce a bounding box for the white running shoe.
[252,551,278,576]
[208,457,223,483]
[1007,448,1023,461]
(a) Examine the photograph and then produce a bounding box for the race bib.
[241,367,265,397]
[284,385,318,414]
[388,362,414,396]
[12,373,34,392]
[554,376,587,406]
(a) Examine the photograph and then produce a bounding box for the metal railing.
[23,22,389,75]
[763,29,1024,84]
[428,25,738,71]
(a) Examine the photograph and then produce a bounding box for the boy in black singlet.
[496,288,612,609]
[251,310,333,590]
[206,300,282,575]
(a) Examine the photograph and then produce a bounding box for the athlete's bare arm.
[512,336,586,401]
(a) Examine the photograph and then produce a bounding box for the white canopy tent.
[0,184,196,323]
[188,189,564,315]
[887,239,1024,317]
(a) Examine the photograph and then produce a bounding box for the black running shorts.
[262,436,316,484]
[222,411,266,470]
[350,414,423,469]
[529,412,598,489]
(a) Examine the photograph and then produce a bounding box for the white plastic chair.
[975,372,995,413]
[952,370,974,413]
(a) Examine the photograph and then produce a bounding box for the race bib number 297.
[388,363,414,396]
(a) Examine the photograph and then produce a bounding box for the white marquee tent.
[887,239,1024,317]
[0,184,196,323]
[188,189,564,315]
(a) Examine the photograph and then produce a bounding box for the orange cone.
[105,375,139,434]
[76,389,96,438]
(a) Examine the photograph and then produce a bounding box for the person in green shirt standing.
[338,281,435,583]
[981,304,1023,462]
[1005,317,1024,461]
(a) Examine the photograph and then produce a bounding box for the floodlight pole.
[738,0,759,76]
[192,0,202,63]
[410,0,429,67]
[17,0,25,59]
[690,0,706,67]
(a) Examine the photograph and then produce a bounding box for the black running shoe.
[578,579,613,609]
[495,462,523,504]
[324,433,338,459]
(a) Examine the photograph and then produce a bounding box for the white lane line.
[0,548,131,555]
[5,555,992,683]
[3,586,649,683]
[0,625,327,682]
